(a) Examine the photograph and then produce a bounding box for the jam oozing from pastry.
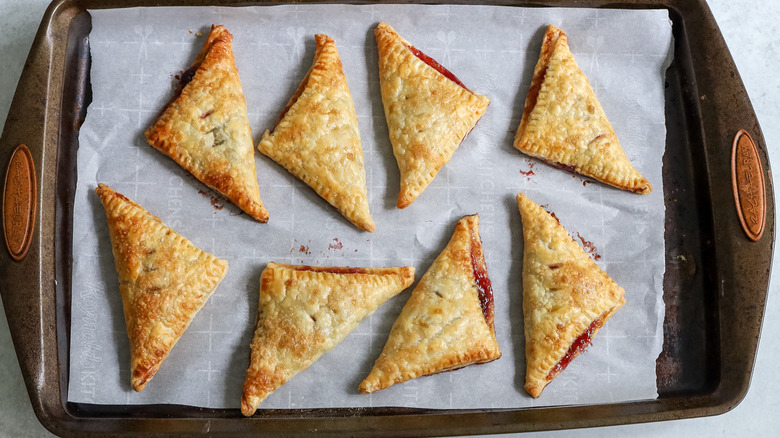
[179,65,198,89]
[272,60,317,131]
[469,229,494,326]
[535,156,581,178]
[406,44,468,90]
[524,62,548,120]
[290,265,369,275]
[155,64,201,119]
[545,313,608,381]
[520,27,561,132]
[554,162,577,174]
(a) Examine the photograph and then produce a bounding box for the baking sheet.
[69,4,671,409]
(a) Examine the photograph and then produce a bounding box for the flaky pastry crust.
[513,25,652,194]
[517,193,625,398]
[96,183,228,391]
[359,214,501,394]
[145,25,269,222]
[257,34,374,232]
[375,22,490,208]
[241,263,415,416]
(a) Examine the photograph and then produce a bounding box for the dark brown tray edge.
[0,0,79,436]
[0,0,773,436]
[683,0,776,414]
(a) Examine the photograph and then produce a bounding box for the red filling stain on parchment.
[576,232,602,261]
[197,189,223,210]
[519,160,536,181]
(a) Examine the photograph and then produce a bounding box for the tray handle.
[682,0,776,414]
[0,0,75,434]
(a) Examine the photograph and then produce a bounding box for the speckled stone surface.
[0,1,777,436]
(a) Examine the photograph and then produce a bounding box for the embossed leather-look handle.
[3,144,37,261]
[731,130,766,241]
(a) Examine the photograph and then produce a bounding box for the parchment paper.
[69,4,672,409]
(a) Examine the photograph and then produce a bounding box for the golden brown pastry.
[241,263,415,416]
[95,183,228,391]
[257,34,374,232]
[517,193,625,398]
[513,25,652,194]
[145,25,269,222]
[359,214,500,394]
[375,22,491,209]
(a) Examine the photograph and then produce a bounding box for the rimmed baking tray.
[0,0,774,435]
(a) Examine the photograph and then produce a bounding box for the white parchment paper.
[69,4,672,409]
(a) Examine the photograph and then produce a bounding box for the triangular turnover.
[241,263,415,416]
[257,34,374,232]
[513,25,652,194]
[375,22,490,208]
[96,183,228,391]
[359,214,500,394]
[145,25,269,221]
[517,193,625,397]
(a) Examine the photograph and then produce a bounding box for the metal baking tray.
[0,0,774,435]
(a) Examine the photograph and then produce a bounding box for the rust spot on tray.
[3,144,37,261]
[731,130,766,241]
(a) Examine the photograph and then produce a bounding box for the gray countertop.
[0,1,777,436]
